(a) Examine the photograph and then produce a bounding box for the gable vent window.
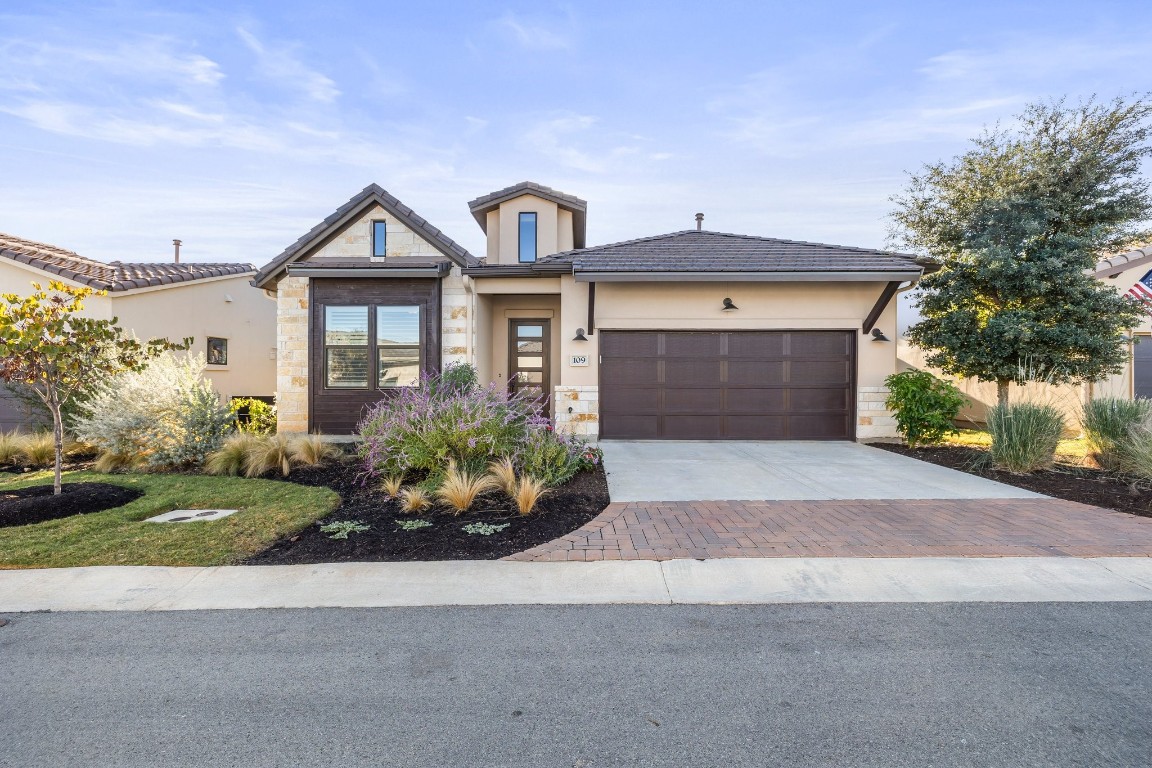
[518,212,537,263]
[372,220,387,258]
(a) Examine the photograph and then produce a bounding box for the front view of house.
[253,182,933,441]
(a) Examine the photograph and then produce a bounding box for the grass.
[943,429,1091,462]
[0,469,340,569]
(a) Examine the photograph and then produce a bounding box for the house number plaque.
[570,354,589,367]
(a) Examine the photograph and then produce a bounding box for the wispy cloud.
[494,11,575,51]
[236,27,339,102]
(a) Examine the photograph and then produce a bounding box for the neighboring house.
[254,182,935,440]
[0,233,276,429]
[897,243,1152,431]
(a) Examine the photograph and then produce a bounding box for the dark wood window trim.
[371,220,387,259]
[375,305,424,389]
[508,319,551,408]
[518,212,538,263]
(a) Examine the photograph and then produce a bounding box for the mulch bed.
[244,458,611,564]
[0,482,144,528]
[870,442,1152,519]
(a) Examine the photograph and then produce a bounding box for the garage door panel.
[664,415,723,439]
[728,333,785,358]
[665,333,724,357]
[728,360,785,385]
[601,387,662,415]
[790,360,850,385]
[603,359,661,386]
[665,360,722,386]
[664,388,722,413]
[726,388,788,413]
[599,331,854,440]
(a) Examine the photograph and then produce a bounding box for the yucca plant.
[204,433,262,476]
[398,486,433,514]
[17,432,57,467]
[290,434,342,467]
[987,402,1065,473]
[434,462,496,515]
[245,434,295,478]
[1082,397,1152,471]
[0,430,22,465]
[380,474,404,498]
[94,450,145,473]
[488,457,518,496]
[513,475,548,516]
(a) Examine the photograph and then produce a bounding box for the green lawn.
[0,470,340,569]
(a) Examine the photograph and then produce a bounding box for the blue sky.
[1,0,1150,266]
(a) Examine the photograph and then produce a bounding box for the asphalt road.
[2,603,1150,767]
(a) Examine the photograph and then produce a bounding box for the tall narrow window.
[324,306,369,388]
[372,220,387,258]
[377,306,421,388]
[518,212,537,263]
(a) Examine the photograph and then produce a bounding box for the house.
[1094,244,1152,399]
[0,233,276,429]
[253,182,936,440]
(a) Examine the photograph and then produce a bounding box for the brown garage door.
[599,331,855,440]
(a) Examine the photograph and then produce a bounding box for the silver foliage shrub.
[72,352,232,469]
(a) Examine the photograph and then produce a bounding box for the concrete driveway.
[598,440,1041,502]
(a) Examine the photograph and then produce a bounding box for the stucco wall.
[483,294,562,417]
[492,194,561,266]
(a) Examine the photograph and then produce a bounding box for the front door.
[509,319,551,409]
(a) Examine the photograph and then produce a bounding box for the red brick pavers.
[505,499,1152,561]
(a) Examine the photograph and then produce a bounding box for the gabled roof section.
[0,233,254,291]
[536,229,932,277]
[467,181,587,248]
[252,184,478,288]
[1095,243,1152,278]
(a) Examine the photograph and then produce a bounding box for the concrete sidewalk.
[4,557,1152,611]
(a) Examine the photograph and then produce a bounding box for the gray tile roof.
[467,181,587,248]
[537,229,930,273]
[253,184,478,288]
[0,233,254,291]
[1095,243,1152,277]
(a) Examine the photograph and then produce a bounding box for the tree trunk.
[48,397,63,496]
[996,379,1010,407]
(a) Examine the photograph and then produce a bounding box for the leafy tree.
[891,96,1152,404]
[0,281,184,494]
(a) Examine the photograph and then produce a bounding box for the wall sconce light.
[871,328,891,342]
[721,298,738,311]
[573,328,588,341]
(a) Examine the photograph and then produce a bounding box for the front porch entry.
[509,319,551,408]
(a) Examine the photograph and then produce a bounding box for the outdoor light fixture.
[721,298,738,311]
[573,328,588,341]
[871,328,891,342]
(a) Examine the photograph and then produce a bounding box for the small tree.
[0,281,183,494]
[891,96,1152,404]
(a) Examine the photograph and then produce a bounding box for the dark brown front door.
[599,330,855,440]
[509,320,551,408]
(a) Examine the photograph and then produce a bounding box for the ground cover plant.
[0,470,339,568]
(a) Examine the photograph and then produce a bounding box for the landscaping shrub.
[518,427,587,487]
[398,486,432,514]
[884,370,966,448]
[489,457,518,496]
[513,476,548,516]
[0,430,21,465]
[1113,426,1152,482]
[425,361,479,399]
[1082,396,1152,471]
[290,434,341,467]
[358,367,546,479]
[17,432,57,467]
[229,397,277,435]
[987,402,1065,473]
[72,353,232,470]
[245,434,295,478]
[204,433,263,476]
[435,462,496,514]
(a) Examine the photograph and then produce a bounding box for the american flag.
[1126,269,1152,312]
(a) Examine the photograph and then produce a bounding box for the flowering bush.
[72,352,232,469]
[358,366,598,487]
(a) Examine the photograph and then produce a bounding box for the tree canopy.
[890,96,1152,402]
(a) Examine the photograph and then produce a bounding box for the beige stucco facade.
[0,257,275,401]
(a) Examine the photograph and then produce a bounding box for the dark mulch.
[870,442,1152,519]
[244,459,611,564]
[0,482,144,528]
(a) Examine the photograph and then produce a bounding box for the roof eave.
[572,270,924,283]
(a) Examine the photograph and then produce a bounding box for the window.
[324,306,369,388]
[518,212,537,263]
[372,220,387,258]
[207,337,228,365]
[377,306,421,388]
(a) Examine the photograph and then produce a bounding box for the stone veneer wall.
[276,275,310,434]
[441,267,468,367]
[553,385,599,439]
[856,386,898,441]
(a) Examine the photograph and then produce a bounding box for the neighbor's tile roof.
[1095,243,1152,277]
[0,233,254,291]
[537,230,929,273]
